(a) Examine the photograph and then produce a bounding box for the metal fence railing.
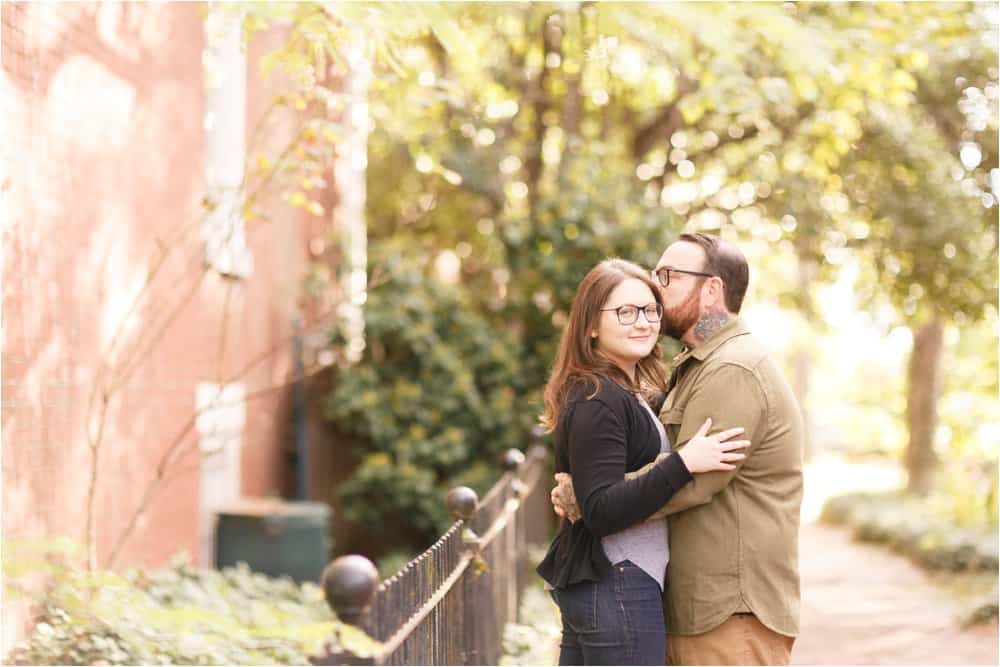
[312,436,551,666]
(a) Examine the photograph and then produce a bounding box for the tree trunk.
[905,317,944,495]
[525,11,561,230]
[557,9,581,185]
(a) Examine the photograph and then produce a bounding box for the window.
[196,381,246,566]
[202,6,252,278]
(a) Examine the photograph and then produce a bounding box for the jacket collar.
[670,316,750,369]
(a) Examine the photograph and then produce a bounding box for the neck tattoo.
[693,308,730,344]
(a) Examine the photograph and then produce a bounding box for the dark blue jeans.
[551,560,666,665]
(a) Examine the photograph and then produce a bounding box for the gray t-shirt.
[600,395,671,590]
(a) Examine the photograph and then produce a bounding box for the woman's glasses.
[599,303,663,325]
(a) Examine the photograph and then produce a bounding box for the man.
[551,233,804,665]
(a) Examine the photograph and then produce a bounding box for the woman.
[536,258,748,665]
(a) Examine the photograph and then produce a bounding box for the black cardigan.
[536,377,692,589]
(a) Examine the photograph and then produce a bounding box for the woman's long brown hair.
[540,258,667,432]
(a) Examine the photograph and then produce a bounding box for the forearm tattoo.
[693,308,730,343]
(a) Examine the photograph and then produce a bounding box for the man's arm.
[643,362,765,519]
[549,365,760,521]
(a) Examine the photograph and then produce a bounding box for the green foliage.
[327,151,685,546]
[374,549,417,581]
[500,156,685,380]
[247,2,997,550]
[5,550,343,665]
[250,1,997,325]
[932,315,1000,527]
[499,546,560,665]
[822,491,998,572]
[961,589,999,628]
[939,314,1000,457]
[325,244,537,540]
[499,584,560,666]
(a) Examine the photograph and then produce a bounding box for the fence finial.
[502,448,528,498]
[446,486,482,551]
[320,554,379,626]
[501,448,525,472]
[445,486,478,521]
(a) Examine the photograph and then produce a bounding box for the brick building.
[1,2,359,652]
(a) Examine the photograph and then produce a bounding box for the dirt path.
[793,521,998,665]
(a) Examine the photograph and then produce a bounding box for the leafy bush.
[5,553,345,666]
[961,589,999,629]
[327,162,683,549]
[326,246,538,541]
[326,146,687,549]
[821,491,999,572]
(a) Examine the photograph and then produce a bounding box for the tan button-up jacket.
[634,317,803,637]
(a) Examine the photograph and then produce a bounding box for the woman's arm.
[553,416,749,524]
[567,399,692,538]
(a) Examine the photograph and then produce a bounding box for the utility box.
[215,497,332,583]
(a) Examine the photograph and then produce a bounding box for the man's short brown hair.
[678,232,749,314]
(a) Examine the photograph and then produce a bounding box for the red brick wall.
[2,2,321,652]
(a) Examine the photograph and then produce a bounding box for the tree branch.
[631,71,699,160]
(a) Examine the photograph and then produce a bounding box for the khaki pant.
[667,614,795,665]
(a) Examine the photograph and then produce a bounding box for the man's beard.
[661,288,701,340]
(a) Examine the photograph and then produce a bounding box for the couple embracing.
[536,233,803,666]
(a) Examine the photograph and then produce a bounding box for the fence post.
[520,426,547,600]
[311,554,380,666]
[445,485,482,665]
[501,448,525,626]
[503,448,526,497]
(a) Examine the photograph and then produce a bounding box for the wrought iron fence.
[312,436,551,666]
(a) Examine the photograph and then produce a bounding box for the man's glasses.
[653,267,715,287]
[599,303,663,325]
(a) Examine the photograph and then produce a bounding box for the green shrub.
[327,166,682,549]
[821,491,999,572]
[961,587,1000,628]
[5,553,346,665]
[326,247,538,542]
